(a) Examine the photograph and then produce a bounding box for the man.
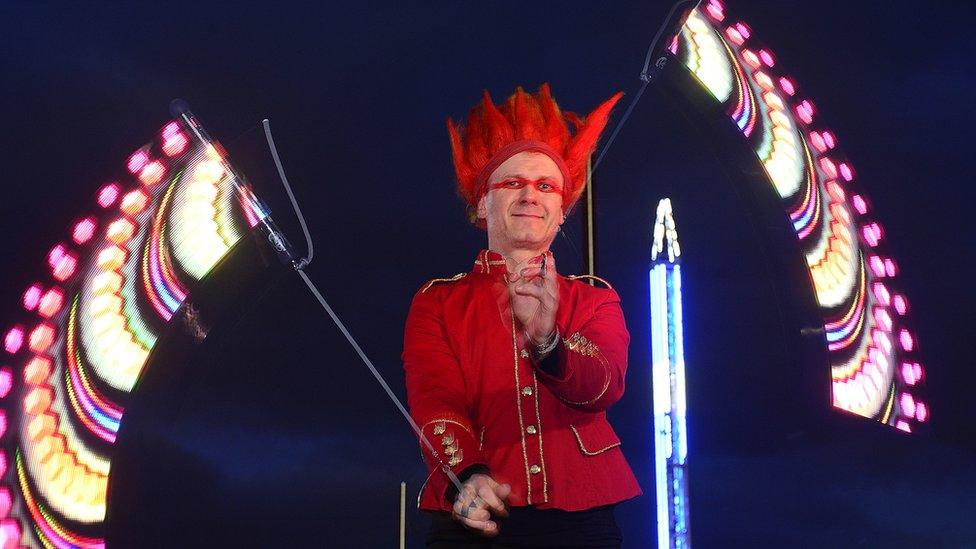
[403,85,641,547]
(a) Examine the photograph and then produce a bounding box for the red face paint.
[488,177,563,195]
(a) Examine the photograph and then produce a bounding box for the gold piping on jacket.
[511,310,532,504]
[478,426,486,451]
[421,272,467,293]
[569,424,622,456]
[556,338,612,406]
[565,274,614,290]
[531,371,548,502]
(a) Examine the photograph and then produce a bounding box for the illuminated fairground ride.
[639,2,928,546]
[650,0,927,432]
[0,110,293,547]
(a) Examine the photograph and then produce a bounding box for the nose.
[518,183,540,204]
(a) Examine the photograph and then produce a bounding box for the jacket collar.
[472,249,551,275]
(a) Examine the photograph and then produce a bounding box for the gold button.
[529,465,541,474]
[521,386,533,396]
[520,349,529,359]
[526,425,537,435]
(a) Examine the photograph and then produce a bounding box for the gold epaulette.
[421,272,467,293]
[565,274,614,290]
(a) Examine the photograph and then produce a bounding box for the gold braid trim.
[421,272,467,293]
[565,274,614,290]
[569,424,621,455]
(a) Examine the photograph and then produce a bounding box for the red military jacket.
[403,250,641,512]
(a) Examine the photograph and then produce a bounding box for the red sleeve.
[533,288,630,413]
[402,286,487,506]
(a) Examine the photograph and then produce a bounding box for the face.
[477,151,565,253]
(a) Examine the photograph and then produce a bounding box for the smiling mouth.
[512,213,544,219]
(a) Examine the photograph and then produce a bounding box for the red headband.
[473,140,573,204]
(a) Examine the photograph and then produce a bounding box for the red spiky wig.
[448,84,623,226]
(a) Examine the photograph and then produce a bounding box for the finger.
[496,483,512,501]
[514,283,546,299]
[518,266,544,281]
[458,516,500,537]
[477,486,509,518]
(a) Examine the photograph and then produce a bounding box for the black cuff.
[445,464,491,502]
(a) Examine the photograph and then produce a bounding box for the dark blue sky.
[2,1,973,546]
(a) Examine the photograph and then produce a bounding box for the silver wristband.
[529,328,560,359]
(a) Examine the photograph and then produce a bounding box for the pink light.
[52,252,78,281]
[884,258,897,277]
[839,163,854,181]
[726,27,745,45]
[819,158,838,178]
[139,160,166,186]
[873,307,893,332]
[127,149,150,174]
[706,3,724,21]
[759,49,775,67]
[915,402,928,422]
[809,131,826,152]
[899,329,915,352]
[0,520,21,549]
[742,49,761,68]
[162,121,181,139]
[0,366,11,398]
[72,216,97,244]
[851,194,868,215]
[893,294,908,315]
[47,244,66,269]
[3,328,23,354]
[162,133,189,157]
[0,518,19,546]
[778,77,795,96]
[735,22,751,39]
[0,410,5,438]
[0,486,10,517]
[28,323,55,354]
[38,287,64,319]
[22,284,42,311]
[826,181,845,203]
[869,255,886,278]
[872,329,892,354]
[872,282,891,306]
[901,362,917,385]
[900,393,915,417]
[98,183,121,208]
[822,131,835,148]
[895,420,911,433]
[121,189,149,216]
[862,223,882,247]
[795,104,813,124]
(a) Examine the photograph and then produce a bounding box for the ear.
[476,195,488,220]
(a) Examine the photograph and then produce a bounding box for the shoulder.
[561,274,621,306]
[563,274,615,291]
[418,272,468,294]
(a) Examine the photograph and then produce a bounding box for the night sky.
[2,1,974,547]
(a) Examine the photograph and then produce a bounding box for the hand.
[508,253,559,344]
[452,473,512,536]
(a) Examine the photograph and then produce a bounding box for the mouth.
[512,213,544,219]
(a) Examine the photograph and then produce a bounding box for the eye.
[537,182,553,191]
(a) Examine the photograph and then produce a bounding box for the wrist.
[527,327,559,360]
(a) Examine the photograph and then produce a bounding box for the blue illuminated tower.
[649,198,690,549]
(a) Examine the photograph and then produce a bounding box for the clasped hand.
[507,253,559,344]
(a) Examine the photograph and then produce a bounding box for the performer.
[403,85,641,548]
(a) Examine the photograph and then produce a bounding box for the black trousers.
[426,505,622,548]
